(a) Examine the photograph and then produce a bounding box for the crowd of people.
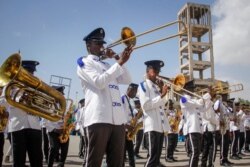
[1,27,250,167]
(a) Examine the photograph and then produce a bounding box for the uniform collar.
[88,54,101,62]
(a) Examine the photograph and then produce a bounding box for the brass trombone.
[156,74,203,99]
[106,20,187,50]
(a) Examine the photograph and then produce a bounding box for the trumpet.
[0,53,66,122]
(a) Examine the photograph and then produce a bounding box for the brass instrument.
[0,53,66,122]
[198,82,244,95]
[168,108,182,133]
[105,20,187,51]
[127,108,143,141]
[0,106,9,131]
[59,99,75,143]
[156,74,202,99]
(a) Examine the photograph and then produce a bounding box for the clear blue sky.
[3,0,248,102]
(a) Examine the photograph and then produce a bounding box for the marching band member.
[180,92,211,167]
[0,86,8,167]
[229,101,241,160]
[2,60,43,167]
[75,99,85,159]
[201,94,219,167]
[165,100,179,162]
[41,118,49,163]
[133,98,144,159]
[138,60,170,167]
[77,27,133,167]
[237,104,245,156]
[243,107,250,153]
[214,96,234,166]
[46,86,69,167]
[121,83,138,167]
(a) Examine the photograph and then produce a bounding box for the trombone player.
[138,60,170,167]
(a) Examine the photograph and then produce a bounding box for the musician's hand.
[118,46,133,66]
[161,85,168,98]
[105,48,116,59]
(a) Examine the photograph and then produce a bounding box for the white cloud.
[211,0,250,101]
[212,0,250,66]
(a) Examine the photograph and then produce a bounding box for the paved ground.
[2,135,250,167]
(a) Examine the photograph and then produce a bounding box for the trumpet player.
[138,60,170,167]
[121,83,138,167]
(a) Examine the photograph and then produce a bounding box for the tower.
[178,3,214,90]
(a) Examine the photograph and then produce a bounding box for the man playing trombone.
[138,60,170,167]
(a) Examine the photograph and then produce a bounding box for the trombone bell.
[121,27,136,47]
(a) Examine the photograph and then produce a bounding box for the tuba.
[0,53,66,122]
[59,99,75,143]
[0,106,9,131]
[168,109,182,133]
[127,108,143,141]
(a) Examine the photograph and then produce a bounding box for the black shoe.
[225,160,234,165]
[230,155,240,160]
[220,162,232,167]
[165,157,174,162]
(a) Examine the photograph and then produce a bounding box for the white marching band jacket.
[77,54,131,127]
[138,79,170,134]
[180,93,211,134]
[0,87,41,133]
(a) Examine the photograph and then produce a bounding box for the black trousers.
[231,130,240,156]
[85,123,125,167]
[42,127,49,161]
[220,130,230,163]
[189,133,202,167]
[0,132,4,167]
[238,131,245,154]
[124,133,135,167]
[80,128,88,166]
[166,133,178,159]
[134,129,143,155]
[48,131,69,167]
[245,129,250,150]
[11,128,43,167]
[201,131,217,167]
[185,134,192,156]
[145,131,164,167]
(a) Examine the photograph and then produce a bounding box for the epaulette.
[77,57,84,67]
[140,81,146,92]
[121,95,125,104]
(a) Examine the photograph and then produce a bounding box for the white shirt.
[77,54,131,127]
[121,94,135,124]
[213,100,231,130]
[138,79,170,133]
[180,93,211,134]
[202,102,219,132]
[0,92,41,133]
